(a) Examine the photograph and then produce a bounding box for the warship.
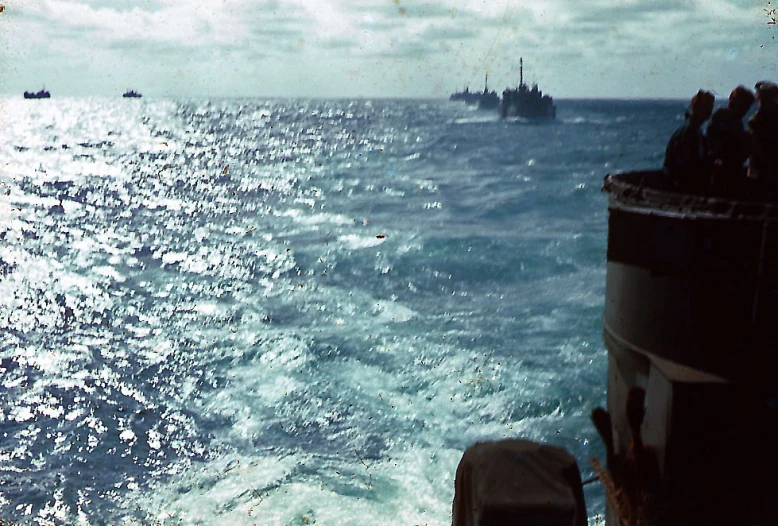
[122,89,142,98]
[449,74,499,110]
[23,88,50,99]
[499,58,555,119]
[449,86,478,104]
[477,74,500,111]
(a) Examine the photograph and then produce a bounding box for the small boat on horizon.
[24,89,51,99]
[122,90,142,98]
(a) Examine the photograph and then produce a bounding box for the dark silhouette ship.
[499,58,555,119]
[450,74,499,110]
[122,90,142,98]
[449,86,478,104]
[477,74,500,111]
[23,89,50,99]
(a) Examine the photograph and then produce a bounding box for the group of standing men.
[663,81,778,198]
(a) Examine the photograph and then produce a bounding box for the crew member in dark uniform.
[747,81,778,197]
[707,86,755,197]
[663,90,716,194]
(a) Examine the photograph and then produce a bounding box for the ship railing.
[603,170,778,221]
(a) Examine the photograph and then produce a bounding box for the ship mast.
[519,57,523,88]
[484,73,489,93]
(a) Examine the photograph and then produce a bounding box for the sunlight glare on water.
[0,96,684,525]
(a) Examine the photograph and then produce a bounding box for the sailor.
[747,80,778,196]
[663,90,716,194]
[707,86,755,197]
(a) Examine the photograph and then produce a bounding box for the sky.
[0,0,776,99]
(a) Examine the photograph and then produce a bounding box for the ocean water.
[0,97,685,525]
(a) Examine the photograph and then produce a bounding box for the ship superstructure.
[499,58,555,119]
[598,170,778,525]
[23,88,50,99]
[450,73,499,110]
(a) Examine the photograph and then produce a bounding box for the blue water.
[0,97,686,525]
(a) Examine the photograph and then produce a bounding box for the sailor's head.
[755,81,778,110]
[689,90,715,122]
[728,85,755,118]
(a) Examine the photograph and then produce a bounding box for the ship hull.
[477,95,500,111]
[499,102,555,119]
[601,170,778,525]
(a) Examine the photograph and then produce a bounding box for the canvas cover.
[452,439,587,526]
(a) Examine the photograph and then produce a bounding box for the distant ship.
[450,86,479,105]
[477,74,500,111]
[122,90,142,98]
[499,58,556,119]
[450,74,500,110]
[23,89,50,99]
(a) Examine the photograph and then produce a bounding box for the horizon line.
[1,93,691,101]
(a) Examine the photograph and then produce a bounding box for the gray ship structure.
[449,59,555,119]
[449,86,478,105]
[499,58,555,119]
[595,170,778,525]
[449,74,499,110]
[477,74,499,110]
[122,90,142,98]
[24,88,50,99]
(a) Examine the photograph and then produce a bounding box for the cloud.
[14,0,310,50]
[370,38,444,59]
[318,37,359,50]
[421,25,479,40]
[357,1,461,20]
[1,0,774,97]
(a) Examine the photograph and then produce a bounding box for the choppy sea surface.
[0,97,686,525]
